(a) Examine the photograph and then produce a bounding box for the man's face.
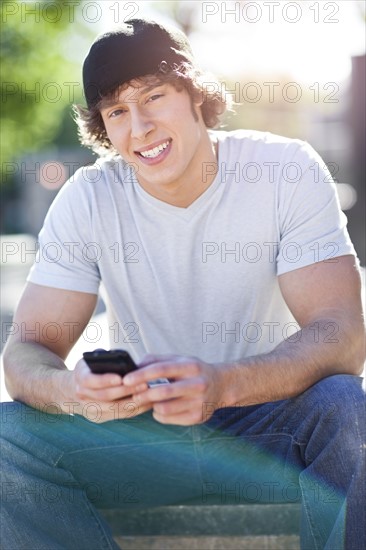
[100,79,211,200]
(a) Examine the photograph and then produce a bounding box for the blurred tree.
[0,0,87,188]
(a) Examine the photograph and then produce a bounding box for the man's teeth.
[140,141,170,158]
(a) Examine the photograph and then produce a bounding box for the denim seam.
[62,439,199,458]
[191,426,207,491]
[2,434,65,469]
[80,492,119,550]
[52,450,65,467]
[223,431,308,448]
[300,475,323,550]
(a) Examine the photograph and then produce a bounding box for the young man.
[1,18,365,549]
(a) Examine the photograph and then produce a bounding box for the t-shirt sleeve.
[276,141,356,275]
[27,174,101,294]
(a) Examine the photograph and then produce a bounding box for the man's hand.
[69,358,152,423]
[123,354,225,426]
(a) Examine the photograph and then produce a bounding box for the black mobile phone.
[83,348,170,387]
[83,349,137,377]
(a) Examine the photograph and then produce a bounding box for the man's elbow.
[2,340,20,400]
[347,324,366,376]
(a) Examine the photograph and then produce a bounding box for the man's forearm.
[3,341,73,413]
[220,315,365,408]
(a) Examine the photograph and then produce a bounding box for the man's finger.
[81,371,124,389]
[138,354,182,368]
[124,361,200,386]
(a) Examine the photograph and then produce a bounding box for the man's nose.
[130,108,154,140]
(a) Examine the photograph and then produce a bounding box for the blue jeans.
[1,374,365,549]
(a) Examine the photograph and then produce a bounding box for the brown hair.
[73,62,232,156]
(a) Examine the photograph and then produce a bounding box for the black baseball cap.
[83,18,194,109]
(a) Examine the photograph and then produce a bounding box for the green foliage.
[0,1,84,186]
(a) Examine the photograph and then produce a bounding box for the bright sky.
[95,0,365,85]
[189,0,366,83]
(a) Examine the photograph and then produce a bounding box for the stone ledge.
[99,503,301,537]
[113,535,300,550]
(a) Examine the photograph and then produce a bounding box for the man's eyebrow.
[99,83,164,110]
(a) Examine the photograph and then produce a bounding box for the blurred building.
[2,56,365,264]
[3,148,94,237]
[347,55,365,266]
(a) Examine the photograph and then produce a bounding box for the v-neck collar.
[131,131,226,222]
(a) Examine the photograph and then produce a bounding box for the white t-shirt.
[27,129,356,363]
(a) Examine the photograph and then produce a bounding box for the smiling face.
[99,78,217,206]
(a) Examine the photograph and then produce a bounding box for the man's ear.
[191,93,205,123]
[193,91,204,108]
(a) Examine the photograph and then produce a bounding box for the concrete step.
[100,504,301,549]
[114,535,300,549]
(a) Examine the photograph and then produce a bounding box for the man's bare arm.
[218,254,366,407]
[2,282,98,409]
[3,282,152,421]
[125,255,365,425]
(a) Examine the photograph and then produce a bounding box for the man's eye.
[148,94,163,102]
[109,109,126,118]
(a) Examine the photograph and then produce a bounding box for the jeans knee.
[297,375,365,437]
[0,401,23,435]
[0,401,45,435]
[309,374,364,408]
